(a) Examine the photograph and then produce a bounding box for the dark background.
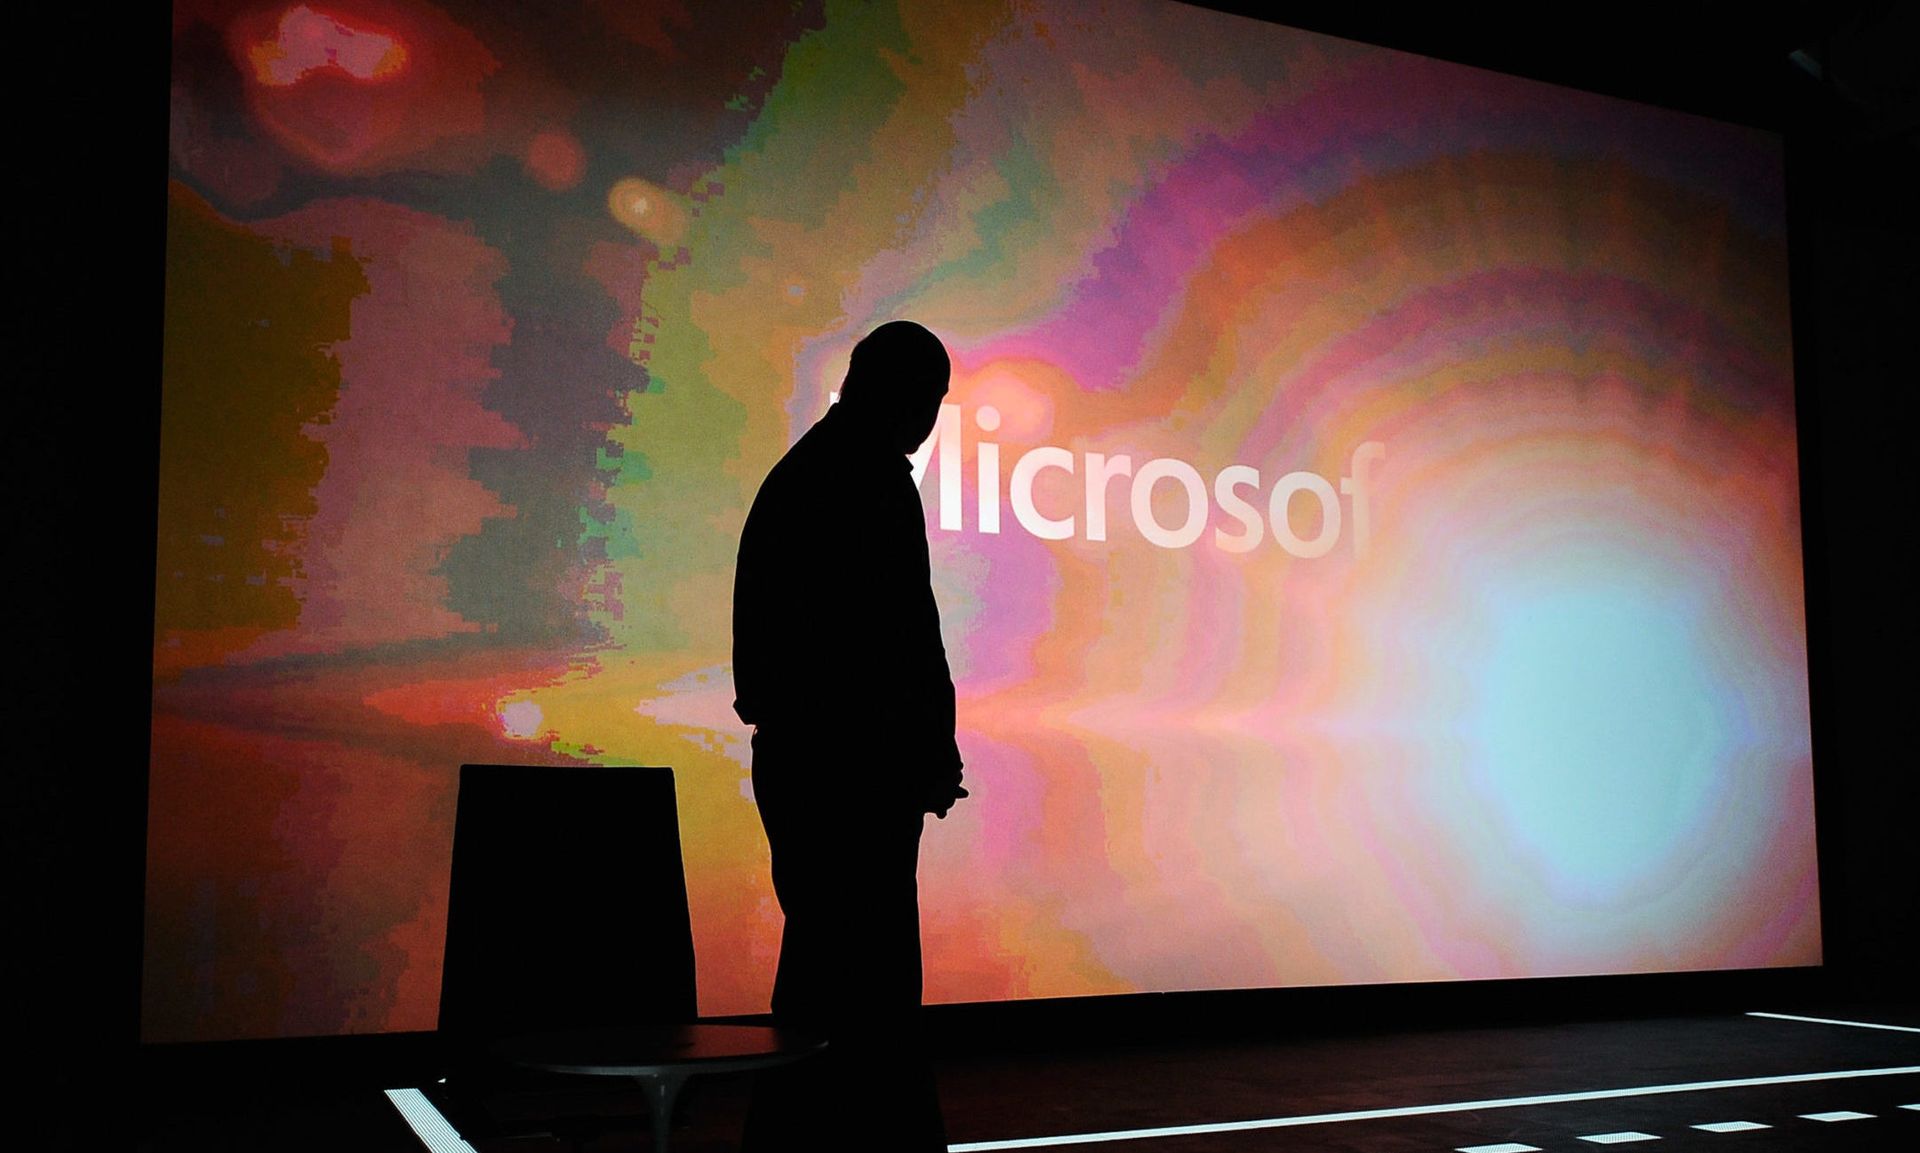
[8,2,1914,1146]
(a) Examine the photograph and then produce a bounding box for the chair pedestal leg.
[634,1070,689,1153]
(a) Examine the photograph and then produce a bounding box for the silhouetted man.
[734,320,966,1150]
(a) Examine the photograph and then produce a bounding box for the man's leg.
[837,806,945,1149]
[743,729,827,1150]
[744,729,944,1150]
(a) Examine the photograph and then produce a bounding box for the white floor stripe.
[1577,1134,1659,1145]
[1799,1110,1874,1121]
[384,1088,479,1153]
[944,1064,1920,1151]
[1457,1144,1542,1153]
[1692,1121,1770,1132]
[1748,1011,1920,1035]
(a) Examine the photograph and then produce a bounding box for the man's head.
[838,320,951,454]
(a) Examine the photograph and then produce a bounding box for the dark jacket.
[732,404,958,770]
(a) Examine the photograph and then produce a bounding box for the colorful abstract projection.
[153,0,1815,1042]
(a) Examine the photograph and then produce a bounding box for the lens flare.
[607,177,689,247]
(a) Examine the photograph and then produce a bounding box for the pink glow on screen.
[249,6,408,86]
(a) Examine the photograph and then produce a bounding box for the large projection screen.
[152,0,1816,1042]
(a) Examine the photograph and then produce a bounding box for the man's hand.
[924,736,967,818]
[927,771,968,819]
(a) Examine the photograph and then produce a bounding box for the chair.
[432,763,698,1146]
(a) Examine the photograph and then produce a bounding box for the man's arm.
[890,469,966,815]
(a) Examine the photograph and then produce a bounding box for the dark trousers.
[742,728,946,1151]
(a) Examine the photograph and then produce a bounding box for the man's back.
[732,402,955,776]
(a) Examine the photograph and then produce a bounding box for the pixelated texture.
[152,0,1813,1041]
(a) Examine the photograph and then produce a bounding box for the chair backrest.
[437,764,697,1044]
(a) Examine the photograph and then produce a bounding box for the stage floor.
[141,1006,1920,1152]
[933,1008,1920,1153]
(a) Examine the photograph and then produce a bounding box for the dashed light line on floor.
[944,1064,1920,1150]
[1465,1100,1904,1151]
[1748,1011,1920,1034]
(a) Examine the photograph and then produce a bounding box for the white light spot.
[1578,1134,1660,1145]
[1799,1111,1873,1122]
[1692,1121,1769,1132]
[499,699,545,740]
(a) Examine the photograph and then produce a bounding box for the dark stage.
[138,1005,1919,1152]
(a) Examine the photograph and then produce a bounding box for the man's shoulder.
[754,422,837,502]
[744,412,919,542]
[760,414,907,493]
[742,422,843,543]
